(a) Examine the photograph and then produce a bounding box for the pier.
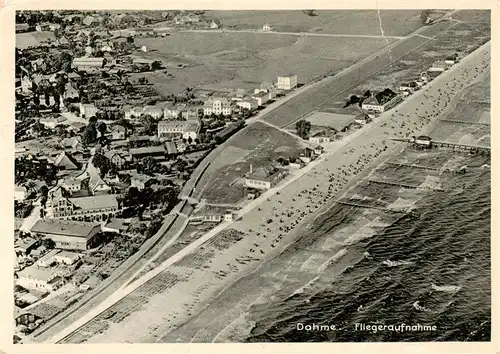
[389,137,491,156]
[367,179,444,192]
[431,140,490,155]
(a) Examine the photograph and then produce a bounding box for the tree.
[141,114,157,135]
[96,121,107,137]
[138,77,148,85]
[82,123,98,145]
[420,10,432,24]
[92,153,115,176]
[295,119,311,139]
[41,238,56,250]
[138,156,160,175]
[151,60,162,71]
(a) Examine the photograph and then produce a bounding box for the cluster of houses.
[202,73,298,114]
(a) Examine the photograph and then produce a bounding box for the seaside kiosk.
[412,135,432,149]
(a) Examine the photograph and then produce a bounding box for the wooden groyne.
[385,162,440,172]
[439,119,490,126]
[337,200,395,212]
[367,179,444,192]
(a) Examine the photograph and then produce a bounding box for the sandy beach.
[68,41,490,344]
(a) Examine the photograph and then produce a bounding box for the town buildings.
[72,57,105,71]
[16,265,65,292]
[428,60,447,72]
[129,146,166,160]
[124,105,165,120]
[236,99,259,111]
[309,136,331,144]
[277,74,298,90]
[79,103,99,119]
[30,219,102,250]
[104,150,130,169]
[46,189,120,222]
[251,91,270,106]
[158,120,201,141]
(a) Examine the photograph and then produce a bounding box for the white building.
[361,90,401,113]
[414,135,432,147]
[36,249,61,267]
[54,251,80,265]
[158,120,201,141]
[203,98,232,116]
[16,265,65,292]
[251,91,270,106]
[236,99,259,111]
[245,165,287,191]
[309,136,331,144]
[428,60,447,72]
[277,74,298,90]
[262,23,272,31]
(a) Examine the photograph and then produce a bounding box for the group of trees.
[92,153,117,177]
[82,117,106,145]
[343,90,371,108]
[295,119,312,139]
[15,157,58,185]
[420,10,433,24]
[136,156,170,176]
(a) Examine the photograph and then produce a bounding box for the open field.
[260,34,429,127]
[452,9,491,23]
[322,20,490,110]
[262,13,490,128]
[194,121,308,204]
[134,33,399,95]
[208,10,438,36]
[16,31,56,49]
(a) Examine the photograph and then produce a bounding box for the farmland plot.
[261,35,429,127]
[208,10,427,36]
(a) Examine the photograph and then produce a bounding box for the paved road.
[179,28,405,39]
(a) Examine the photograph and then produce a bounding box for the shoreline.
[52,39,490,344]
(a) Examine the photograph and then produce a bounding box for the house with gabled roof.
[82,15,99,26]
[46,191,120,222]
[52,151,79,170]
[30,219,102,250]
[361,89,402,113]
[244,164,287,190]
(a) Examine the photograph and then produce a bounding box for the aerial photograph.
[12,9,491,344]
